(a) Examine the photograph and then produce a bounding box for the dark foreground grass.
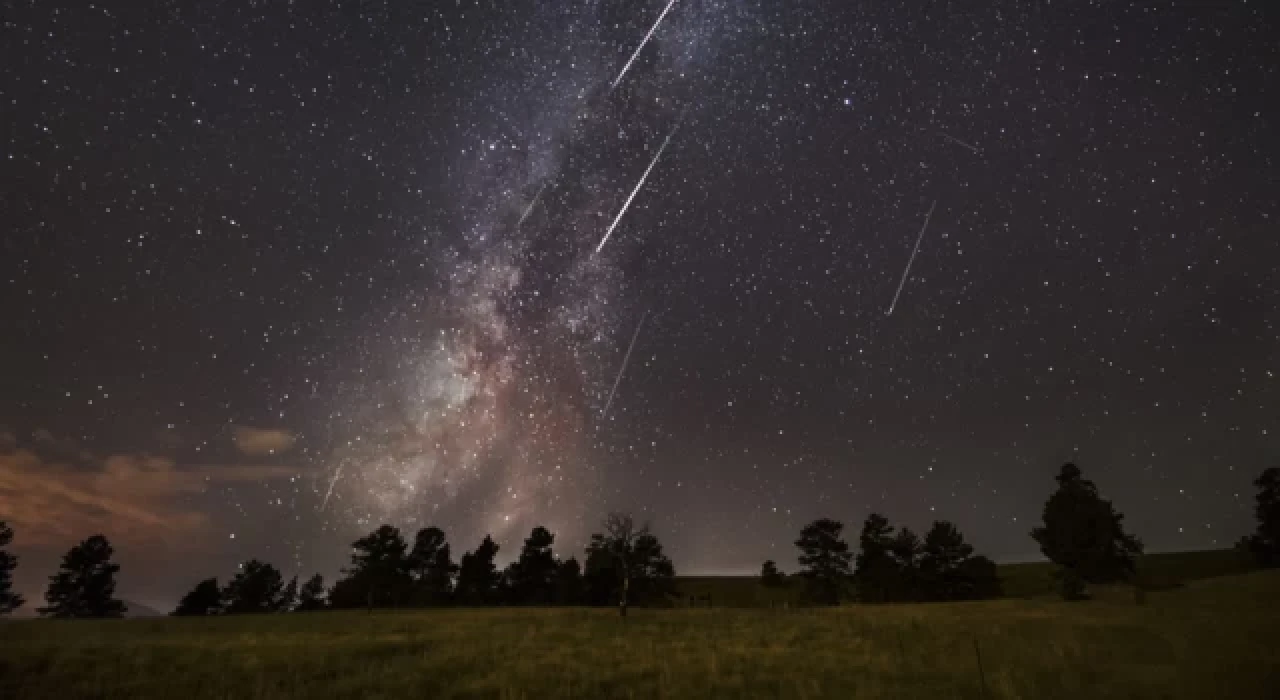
[2,570,1277,700]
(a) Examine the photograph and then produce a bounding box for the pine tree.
[1244,467,1280,567]
[853,514,898,602]
[295,574,327,611]
[455,535,501,604]
[221,560,287,614]
[39,535,127,618]
[795,518,852,605]
[329,525,413,608]
[506,526,559,604]
[0,520,24,615]
[173,578,222,616]
[408,526,456,604]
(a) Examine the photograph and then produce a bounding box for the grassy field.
[2,569,1277,699]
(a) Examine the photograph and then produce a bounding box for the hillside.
[675,548,1258,605]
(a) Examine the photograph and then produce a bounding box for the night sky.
[2,1,1276,612]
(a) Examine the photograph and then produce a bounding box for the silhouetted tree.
[584,513,676,615]
[172,578,222,616]
[760,559,786,588]
[628,531,677,605]
[887,527,924,601]
[955,555,1002,600]
[222,560,289,614]
[795,518,852,605]
[0,520,24,615]
[330,525,413,608]
[583,533,620,606]
[295,574,327,611]
[506,526,559,604]
[920,521,1001,600]
[1244,467,1280,567]
[408,526,456,604]
[854,514,899,602]
[455,535,501,604]
[278,576,298,612]
[39,535,127,618]
[1031,463,1143,599]
[555,557,584,605]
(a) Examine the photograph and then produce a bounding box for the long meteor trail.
[319,463,343,513]
[601,311,649,418]
[516,181,548,228]
[594,115,684,255]
[886,200,938,316]
[611,0,679,90]
[939,131,982,154]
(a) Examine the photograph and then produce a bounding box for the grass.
[2,569,1278,699]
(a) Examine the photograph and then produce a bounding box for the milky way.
[1,0,1275,607]
[312,0,750,550]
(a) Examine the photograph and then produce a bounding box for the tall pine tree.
[1244,467,1280,567]
[795,518,852,605]
[39,535,127,618]
[0,520,24,615]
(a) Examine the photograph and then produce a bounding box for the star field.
[1,0,1276,609]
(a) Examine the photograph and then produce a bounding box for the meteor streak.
[601,311,649,418]
[319,463,343,513]
[611,0,680,90]
[517,181,548,227]
[939,132,982,154]
[595,115,685,255]
[886,200,938,316]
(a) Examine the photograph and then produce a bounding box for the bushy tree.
[455,535,501,604]
[330,525,413,608]
[583,533,620,606]
[39,535,127,618]
[506,526,559,604]
[795,518,852,605]
[295,574,327,611]
[0,520,24,615]
[172,577,222,616]
[408,526,456,604]
[554,557,584,605]
[1031,463,1143,599]
[222,560,290,614]
[628,531,677,605]
[853,514,898,602]
[920,521,1001,600]
[584,513,676,615]
[851,515,1002,603]
[278,576,298,612]
[1244,467,1280,567]
[760,559,786,588]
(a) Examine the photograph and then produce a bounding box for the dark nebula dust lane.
[0,0,1276,608]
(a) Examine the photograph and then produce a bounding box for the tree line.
[1,463,1277,617]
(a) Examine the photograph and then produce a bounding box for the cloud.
[231,426,297,456]
[0,445,299,548]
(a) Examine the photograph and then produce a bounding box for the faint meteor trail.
[319,464,343,512]
[611,0,680,90]
[886,200,938,316]
[601,311,649,418]
[595,111,687,255]
[939,132,982,154]
[517,181,548,227]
